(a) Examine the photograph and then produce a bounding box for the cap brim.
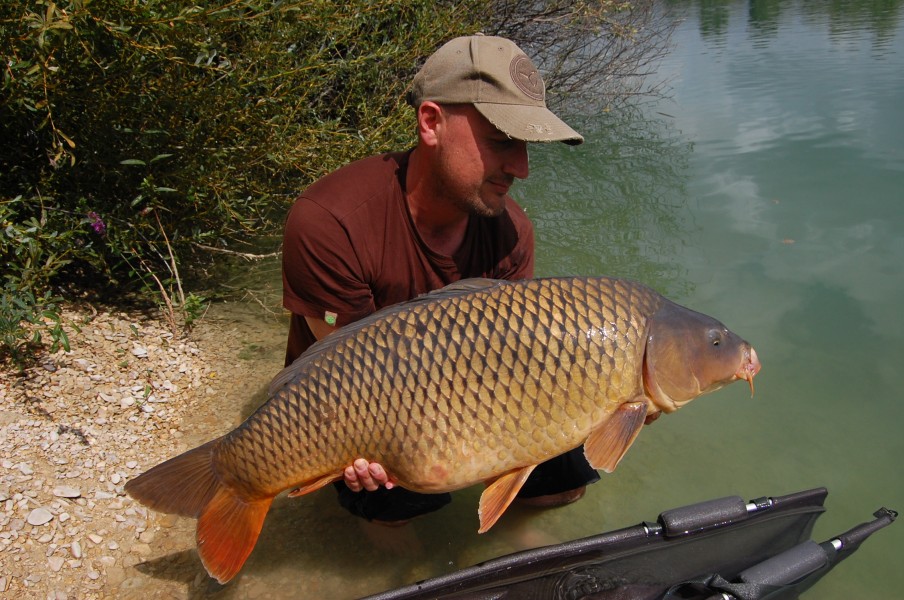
[475,103,584,145]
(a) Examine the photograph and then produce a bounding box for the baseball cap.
[407,35,584,145]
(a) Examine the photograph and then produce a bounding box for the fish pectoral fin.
[584,400,648,473]
[478,465,537,534]
[287,473,343,498]
[196,488,273,584]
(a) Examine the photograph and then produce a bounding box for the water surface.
[192,1,903,597]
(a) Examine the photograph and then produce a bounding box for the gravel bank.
[1,305,283,599]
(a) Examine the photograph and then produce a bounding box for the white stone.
[53,486,81,498]
[48,555,65,572]
[27,507,54,526]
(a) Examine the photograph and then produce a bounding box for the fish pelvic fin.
[124,438,223,517]
[197,487,272,584]
[124,437,274,584]
[288,473,343,497]
[585,400,648,473]
[478,464,537,533]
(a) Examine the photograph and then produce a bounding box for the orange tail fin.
[124,438,273,584]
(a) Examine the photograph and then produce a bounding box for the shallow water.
[183,1,903,597]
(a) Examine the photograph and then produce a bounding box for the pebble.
[138,529,156,544]
[53,486,81,498]
[27,507,54,526]
[1,305,269,598]
[130,543,152,556]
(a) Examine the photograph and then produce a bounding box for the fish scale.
[216,277,661,496]
[125,275,760,584]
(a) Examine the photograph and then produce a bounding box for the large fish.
[125,277,760,583]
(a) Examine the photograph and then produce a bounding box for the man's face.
[434,104,529,217]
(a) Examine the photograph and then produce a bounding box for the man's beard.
[434,152,506,218]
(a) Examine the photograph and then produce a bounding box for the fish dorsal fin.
[478,464,537,533]
[584,400,648,473]
[269,278,509,395]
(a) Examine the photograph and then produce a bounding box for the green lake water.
[190,1,903,597]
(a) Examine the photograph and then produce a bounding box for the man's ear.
[416,101,443,147]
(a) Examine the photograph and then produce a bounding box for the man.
[282,34,597,525]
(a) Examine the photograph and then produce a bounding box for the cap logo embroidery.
[509,55,544,101]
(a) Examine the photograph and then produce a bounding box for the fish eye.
[708,329,722,347]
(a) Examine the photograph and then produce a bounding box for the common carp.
[125,276,760,583]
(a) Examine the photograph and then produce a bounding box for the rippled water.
[178,1,903,597]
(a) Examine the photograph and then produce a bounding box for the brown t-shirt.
[282,150,535,365]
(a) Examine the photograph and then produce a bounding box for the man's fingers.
[344,464,362,492]
[344,458,394,492]
[368,462,394,490]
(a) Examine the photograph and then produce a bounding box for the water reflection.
[748,0,784,42]
[667,0,904,51]
[518,106,694,298]
[646,3,903,598]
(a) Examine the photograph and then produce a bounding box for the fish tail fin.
[124,438,273,584]
[197,487,273,584]
[124,438,224,517]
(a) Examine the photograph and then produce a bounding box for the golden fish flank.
[125,276,761,584]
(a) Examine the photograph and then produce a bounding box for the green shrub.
[1,0,674,367]
[1,0,476,365]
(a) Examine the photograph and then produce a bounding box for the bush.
[1,0,478,366]
[1,0,674,367]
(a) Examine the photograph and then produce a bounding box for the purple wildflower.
[87,211,106,236]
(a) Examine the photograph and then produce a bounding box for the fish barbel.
[125,276,760,583]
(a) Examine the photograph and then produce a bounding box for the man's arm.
[304,316,394,492]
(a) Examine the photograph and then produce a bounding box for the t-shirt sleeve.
[281,197,376,328]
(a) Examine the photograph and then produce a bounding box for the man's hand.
[344,458,395,492]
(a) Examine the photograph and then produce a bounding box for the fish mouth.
[735,346,761,396]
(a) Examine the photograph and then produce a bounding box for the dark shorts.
[335,446,599,522]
